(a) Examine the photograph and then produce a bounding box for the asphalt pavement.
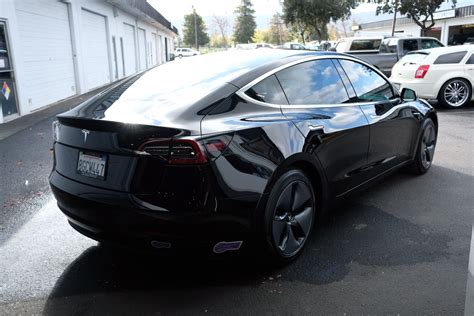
[0,101,473,315]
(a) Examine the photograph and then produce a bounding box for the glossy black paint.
[49,50,437,252]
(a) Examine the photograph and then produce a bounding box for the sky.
[146,0,474,35]
[147,0,282,24]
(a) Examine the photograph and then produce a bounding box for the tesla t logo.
[81,129,90,142]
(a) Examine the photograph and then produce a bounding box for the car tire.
[409,118,437,175]
[261,169,316,264]
[438,78,472,109]
[178,54,183,58]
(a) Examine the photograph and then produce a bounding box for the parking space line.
[465,226,474,316]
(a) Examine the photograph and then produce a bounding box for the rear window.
[246,75,288,104]
[421,39,443,49]
[399,52,430,64]
[434,51,467,64]
[379,38,398,53]
[349,39,381,51]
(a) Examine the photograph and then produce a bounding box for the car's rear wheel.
[409,118,437,175]
[262,169,315,264]
[438,78,471,108]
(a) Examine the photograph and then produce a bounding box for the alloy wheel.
[421,124,436,169]
[444,80,469,107]
[272,180,314,257]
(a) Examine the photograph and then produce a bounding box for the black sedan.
[49,50,438,263]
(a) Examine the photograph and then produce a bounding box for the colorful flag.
[2,82,10,100]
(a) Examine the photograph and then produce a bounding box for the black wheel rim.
[421,124,436,169]
[272,180,314,257]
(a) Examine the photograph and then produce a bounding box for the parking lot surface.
[0,108,473,315]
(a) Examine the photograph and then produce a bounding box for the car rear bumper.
[50,170,257,253]
[391,79,438,100]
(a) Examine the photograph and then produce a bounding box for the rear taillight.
[415,65,430,79]
[139,139,208,164]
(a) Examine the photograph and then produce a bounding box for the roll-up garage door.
[137,28,147,71]
[122,23,137,76]
[16,0,76,111]
[81,9,110,91]
[151,33,157,66]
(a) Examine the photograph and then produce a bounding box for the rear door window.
[338,59,394,102]
[275,59,350,105]
[466,54,474,64]
[434,51,467,64]
[246,75,288,104]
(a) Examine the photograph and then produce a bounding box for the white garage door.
[137,28,147,71]
[81,9,110,91]
[16,0,76,112]
[151,33,157,66]
[122,23,136,76]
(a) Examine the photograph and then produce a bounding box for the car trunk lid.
[392,51,430,80]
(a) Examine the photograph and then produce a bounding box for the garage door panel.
[123,23,137,76]
[137,28,146,71]
[16,1,76,111]
[81,9,110,91]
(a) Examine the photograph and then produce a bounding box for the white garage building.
[0,0,177,123]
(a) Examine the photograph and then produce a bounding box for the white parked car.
[391,45,474,108]
[282,42,306,50]
[174,47,200,58]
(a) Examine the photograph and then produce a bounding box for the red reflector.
[415,65,430,79]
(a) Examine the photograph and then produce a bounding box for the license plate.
[76,151,107,180]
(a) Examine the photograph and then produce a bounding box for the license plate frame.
[76,151,108,180]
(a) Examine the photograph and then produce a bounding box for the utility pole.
[192,5,198,49]
[391,0,398,36]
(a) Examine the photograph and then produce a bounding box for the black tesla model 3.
[50,49,438,263]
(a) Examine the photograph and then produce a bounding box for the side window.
[403,39,419,55]
[466,54,474,64]
[245,75,288,104]
[339,59,394,102]
[434,51,467,64]
[349,39,381,51]
[421,39,443,49]
[275,59,350,105]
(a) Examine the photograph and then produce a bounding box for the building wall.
[0,0,176,122]
[358,14,474,45]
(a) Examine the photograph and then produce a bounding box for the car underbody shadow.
[42,167,462,315]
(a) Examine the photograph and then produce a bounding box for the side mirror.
[401,88,417,101]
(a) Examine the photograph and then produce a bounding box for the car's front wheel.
[438,78,471,108]
[262,169,315,264]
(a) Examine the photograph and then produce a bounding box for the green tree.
[282,0,357,41]
[182,9,210,49]
[233,0,257,43]
[376,0,456,36]
[252,29,272,43]
[269,13,289,45]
